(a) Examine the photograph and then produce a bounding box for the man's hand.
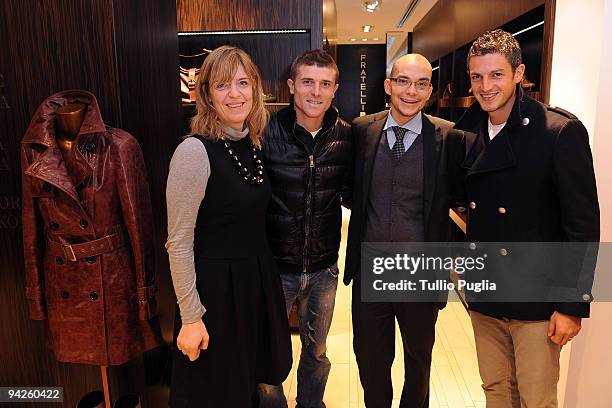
[547,311,581,346]
[177,320,209,361]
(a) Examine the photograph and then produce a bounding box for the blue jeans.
[258,263,339,408]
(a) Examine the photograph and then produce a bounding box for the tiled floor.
[281,209,486,408]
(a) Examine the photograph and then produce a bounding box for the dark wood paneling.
[540,0,556,103]
[177,0,312,31]
[310,0,324,49]
[179,32,311,104]
[414,0,544,61]
[112,0,182,346]
[0,1,180,406]
[417,1,552,120]
[0,1,120,405]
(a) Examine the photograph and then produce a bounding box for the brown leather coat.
[21,90,161,365]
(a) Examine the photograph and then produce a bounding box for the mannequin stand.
[101,366,111,408]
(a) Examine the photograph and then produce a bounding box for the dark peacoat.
[453,86,600,320]
[344,111,464,286]
[21,90,161,365]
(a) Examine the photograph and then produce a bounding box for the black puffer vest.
[262,106,353,273]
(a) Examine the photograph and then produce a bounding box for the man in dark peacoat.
[455,30,599,407]
[344,54,463,408]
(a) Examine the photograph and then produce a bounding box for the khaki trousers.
[470,310,561,408]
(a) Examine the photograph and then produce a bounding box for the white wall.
[550,1,612,407]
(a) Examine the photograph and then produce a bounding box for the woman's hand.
[177,320,209,361]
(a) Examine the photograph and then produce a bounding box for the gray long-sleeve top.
[165,128,248,324]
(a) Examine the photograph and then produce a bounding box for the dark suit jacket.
[344,111,464,285]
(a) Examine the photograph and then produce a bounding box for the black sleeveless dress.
[170,135,292,407]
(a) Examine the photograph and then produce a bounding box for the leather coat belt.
[47,228,127,262]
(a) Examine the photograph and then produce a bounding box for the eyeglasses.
[389,77,431,91]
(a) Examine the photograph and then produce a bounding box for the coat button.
[522,117,530,126]
[499,248,508,256]
[85,256,97,264]
[60,290,69,299]
[498,207,507,214]
[582,293,592,302]
[89,291,98,301]
[469,201,476,210]
[50,221,60,230]
[84,142,96,152]
[469,242,477,250]
[79,219,89,229]
[55,256,65,265]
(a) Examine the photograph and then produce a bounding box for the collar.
[278,104,339,134]
[223,125,249,141]
[21,90,107,146]
[383,110,423,134]
[455,84,526,133]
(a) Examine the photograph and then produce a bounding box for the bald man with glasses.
[344,54,463,408]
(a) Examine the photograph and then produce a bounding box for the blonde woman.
[166,45,292,407]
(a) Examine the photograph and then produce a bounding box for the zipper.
[297,123,332,272]
[303,154,315,272]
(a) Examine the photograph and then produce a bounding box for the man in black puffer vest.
[257,50,353,408]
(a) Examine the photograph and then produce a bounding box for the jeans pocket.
[326,264,339,279]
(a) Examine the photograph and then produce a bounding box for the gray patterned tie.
[391,126,407,161]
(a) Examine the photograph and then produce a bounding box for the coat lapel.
[24,145,81,203]
[360,113,386,213]
[21,90,104,204]
[457,85,524,177]
[466,127,516,177]
[422,115,441,227]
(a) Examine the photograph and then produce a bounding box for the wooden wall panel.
[180,32,311,103]
[177,0,313,31]
[112,0,182,346]
[310,0,324,49]
[0,1,181,406]
[0,1,120,405]
[540,0,556,103]
[414,0,544,61]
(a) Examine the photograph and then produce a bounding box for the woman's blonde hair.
[190,45,268,148]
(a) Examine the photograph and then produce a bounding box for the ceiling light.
[512,21,544,37]
[350,38,356,41]
[362,25,373,32]
[373,37,379,41]
[362,38,368,41]
[364,0,381,13]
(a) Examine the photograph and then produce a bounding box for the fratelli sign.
[336,45,386,121]
[359,54,367,116]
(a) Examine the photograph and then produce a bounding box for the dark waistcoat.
[364,132,424,243]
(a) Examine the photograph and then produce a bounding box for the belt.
[47,228,127,262]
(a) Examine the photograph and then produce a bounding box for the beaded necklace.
[223,138,264,185]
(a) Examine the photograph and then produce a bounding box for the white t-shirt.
[310,128,322,138]
[488,119,507,140]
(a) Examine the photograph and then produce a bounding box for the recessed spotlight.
[373,37,379,41]
[350,38,356,41]
[362,38,368,41]
[364,0,381,12]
